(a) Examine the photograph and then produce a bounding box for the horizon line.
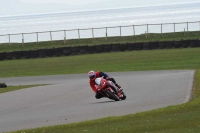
[0,1,200,18]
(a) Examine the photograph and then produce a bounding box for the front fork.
[107,81,122,98]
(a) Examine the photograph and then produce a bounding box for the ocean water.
[0,2,200,43]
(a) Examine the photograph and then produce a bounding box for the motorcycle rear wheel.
[105,90,120,101]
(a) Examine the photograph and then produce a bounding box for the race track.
[0,70,194,132]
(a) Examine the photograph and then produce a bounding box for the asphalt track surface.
[0,70,194,132]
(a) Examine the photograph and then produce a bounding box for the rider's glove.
[106,77,110,80]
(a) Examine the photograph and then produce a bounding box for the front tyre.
[121,91,126,100]
[105,90,120,101]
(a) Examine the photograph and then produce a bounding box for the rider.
[88,70,122,99]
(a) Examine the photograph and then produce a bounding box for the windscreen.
[95,78,101,86]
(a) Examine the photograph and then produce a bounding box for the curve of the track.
[0,70,194,132]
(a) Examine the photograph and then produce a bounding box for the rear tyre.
[105,90,120,101]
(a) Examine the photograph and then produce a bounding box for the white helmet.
[88,70,96,80]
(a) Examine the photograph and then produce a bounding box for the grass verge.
[0,84,47,94]
[0,48,200,78]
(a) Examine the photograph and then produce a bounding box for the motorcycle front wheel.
[120,91,126,100]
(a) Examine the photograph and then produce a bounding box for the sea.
[0,1,200,43]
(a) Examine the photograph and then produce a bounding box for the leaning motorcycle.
[95,77,126,101]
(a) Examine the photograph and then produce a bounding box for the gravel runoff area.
[0,70,195,132]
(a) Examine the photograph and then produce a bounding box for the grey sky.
[1,0,200,16]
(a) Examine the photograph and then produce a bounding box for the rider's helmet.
[88,70,96,80]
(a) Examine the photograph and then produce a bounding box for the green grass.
[1,31,200,52]
[1,47,199,133]
[0,48,200,78]
[0,84,47,94]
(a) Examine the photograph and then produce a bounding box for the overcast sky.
[1,0,200,16]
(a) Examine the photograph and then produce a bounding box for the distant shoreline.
[0,1,200,19]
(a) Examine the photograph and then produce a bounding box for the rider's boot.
[117,87,123,98]
[115,83,122,90]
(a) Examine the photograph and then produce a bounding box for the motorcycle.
[95,77,126,101]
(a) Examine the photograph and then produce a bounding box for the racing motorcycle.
[95,77,126,101]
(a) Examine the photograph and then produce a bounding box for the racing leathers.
[89,71,121,99]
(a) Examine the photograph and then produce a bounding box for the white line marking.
[184,72,195,103]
